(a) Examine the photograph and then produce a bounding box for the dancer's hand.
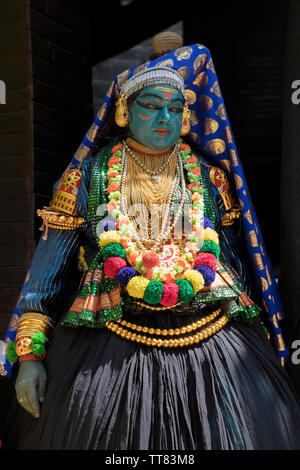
[15,361,47,419]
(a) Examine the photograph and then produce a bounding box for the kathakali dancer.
[1,40,300,450]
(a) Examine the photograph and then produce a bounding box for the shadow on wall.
[92,22,183,113]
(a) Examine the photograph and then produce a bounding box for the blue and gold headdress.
[70,43,287,364]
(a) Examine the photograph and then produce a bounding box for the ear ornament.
[115,94,129,127]
[181,103,191,136]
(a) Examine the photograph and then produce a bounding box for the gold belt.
[105,308,229,348]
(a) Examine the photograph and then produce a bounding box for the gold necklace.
[120,142,187,253]
[123,140,178,183]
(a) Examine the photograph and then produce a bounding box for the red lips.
[154,129,170,136]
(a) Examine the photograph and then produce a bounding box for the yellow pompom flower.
[204,227,219,245]
[183,270,205,293]
[126,276,150,298]
[99,230,121,247]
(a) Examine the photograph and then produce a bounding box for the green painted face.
[128,84,185,150]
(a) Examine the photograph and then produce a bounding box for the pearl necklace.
[123,139,178,183]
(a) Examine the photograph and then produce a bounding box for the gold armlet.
[222,205,241,226]
[37,208,84,230]
[36,167,84,240]
[15,312,54,357]
[209,166,236,210]
[37,208,85,240]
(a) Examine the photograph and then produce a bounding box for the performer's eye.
[137,100,160,110]
[169,106,183,114]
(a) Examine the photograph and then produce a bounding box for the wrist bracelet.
[6,312,53,363]
[19,352,47,362]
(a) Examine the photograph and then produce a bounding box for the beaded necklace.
[95,140,221,307]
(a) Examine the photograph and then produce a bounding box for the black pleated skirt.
[2,308,300,450]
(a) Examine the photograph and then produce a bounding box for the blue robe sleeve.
[0,157,94,377]
[16,156,93,324]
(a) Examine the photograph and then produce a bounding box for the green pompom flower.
[32,332,47,345]
[174,278,195,303]
[6,341,18,363]
[102,243,126,261]
[30,332,46,356]
[200,240,220,259]
[143,280,164,305]
[31,342,45,356]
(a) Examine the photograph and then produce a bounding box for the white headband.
[121,67,186,100]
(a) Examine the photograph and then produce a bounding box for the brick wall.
[0,0,93,340]
[30,0,93,240]
[0,0,33,339]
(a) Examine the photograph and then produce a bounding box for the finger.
[26,383,40,419]
[17,380,38,418]
[17,395,26,410]
[17,390,36,418]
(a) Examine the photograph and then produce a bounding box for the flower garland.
[98,140,221,307]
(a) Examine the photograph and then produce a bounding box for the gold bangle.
[17,320,52,327]
[16,326,51,339]
[18,317,52,325]
[17,313,53,332]
[16,329,44,337]
[18,312,54,325]
[17,320,50,327]
[16,324,50,331]
[16,313,53,350]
